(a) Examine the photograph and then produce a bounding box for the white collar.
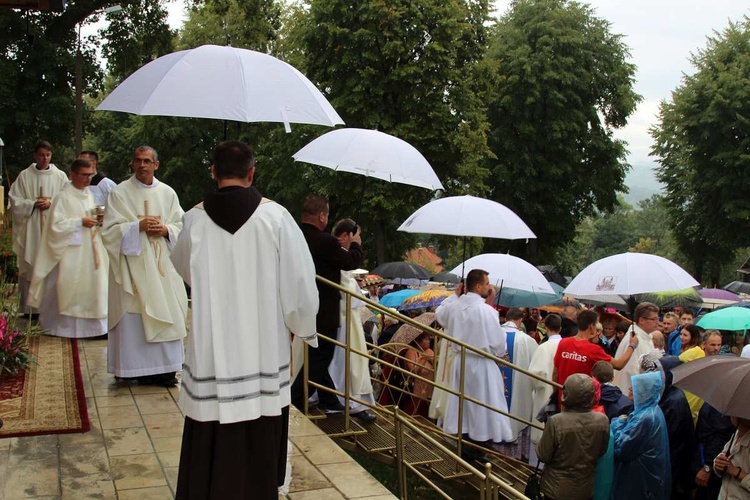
[131,175,160,189]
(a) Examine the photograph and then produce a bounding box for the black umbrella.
[536,265,568,287]
[371,262,431,280]
[724,281,750,295]
[430,271,460,284]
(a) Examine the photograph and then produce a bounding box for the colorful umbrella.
[389,313,437,346]
[379,289,422,308]
[399,290,453,311]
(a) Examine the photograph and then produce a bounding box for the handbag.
[524,460,543,500]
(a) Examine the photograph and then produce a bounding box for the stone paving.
[0,337,396,499]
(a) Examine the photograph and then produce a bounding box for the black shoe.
[30,313,40,321]
[318,401,346,414]
[351,410,377,423]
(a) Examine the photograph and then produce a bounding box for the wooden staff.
[91,228,100,270]
[39,186,44,232]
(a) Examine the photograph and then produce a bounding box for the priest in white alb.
[170,141,319,498]
[436,269,513,462]
[101,146,187,386]
[27,158,108,337]
[9,140,69,315]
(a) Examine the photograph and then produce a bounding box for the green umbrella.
[634,287,703,309]
[696,306,750,331]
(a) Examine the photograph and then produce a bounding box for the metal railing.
[298,275,560,499]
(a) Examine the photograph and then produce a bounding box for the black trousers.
[290,329,339,408]
[175,406,289,499]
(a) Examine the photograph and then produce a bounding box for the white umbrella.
[292,128,443,190]
[398,195,535,239]
[449,254,555,294]
[96,45,343,132]
[565,253,699,297]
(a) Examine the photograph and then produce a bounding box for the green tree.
[485,0,641,263]
[0,3,117,177]
[651,18,750,283]
[293,0,494,265]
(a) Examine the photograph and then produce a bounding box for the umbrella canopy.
[397,195,536,240]
[399,290,453,311]
[495,282,563,308]
[633,287,703,309]
[96,45,343,132]
[449,254,555,294]
[700,288,742,301]
[292,128,443,190]
[430,271,461,284]
[672,356,750,419]
[390,312,437,346]
[379,289,422,308]
[696,307,750,331]
[371,262,432,281]
[724,281,750,295]
[565,252,699,297]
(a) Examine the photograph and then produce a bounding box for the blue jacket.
[611,372,671,500]
[667,327,682,356]
[600,384,634,421]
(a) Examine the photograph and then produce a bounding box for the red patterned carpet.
[0,335,89,438]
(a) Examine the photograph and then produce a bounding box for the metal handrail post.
[344,293,352,432]
[303,340,309,415]
[456,345,467,465]
[394,408,407,499]
[484,461,493,500]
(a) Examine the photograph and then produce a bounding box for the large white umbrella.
[449,254,555,294]
[292,128,443,190]
[398,195,535,239]
[565,253,699,297]
[96,45,344,132]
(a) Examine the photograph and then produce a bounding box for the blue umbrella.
[379,289,421,308]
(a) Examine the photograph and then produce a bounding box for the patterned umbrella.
[399,290,453,311]
[379,289,422,308]
[389,313,437,346]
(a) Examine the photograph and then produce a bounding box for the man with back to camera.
[9,140,69,317]
[553,309,639,404]
[290,194,363,413]
[171,141,318,499]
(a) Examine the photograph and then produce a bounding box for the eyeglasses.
[643,316,659,322]
[132,158,155,165]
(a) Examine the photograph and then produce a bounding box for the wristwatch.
[703,465,711,473]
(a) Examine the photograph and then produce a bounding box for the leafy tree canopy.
[651,17,750,283]
[484,0,641,263]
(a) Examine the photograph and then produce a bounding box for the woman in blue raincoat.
[610,371,671,499]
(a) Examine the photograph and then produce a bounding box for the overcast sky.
[492,0,748,167]
[157,0,749,168]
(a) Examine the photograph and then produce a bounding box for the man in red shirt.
[553,310,638,402]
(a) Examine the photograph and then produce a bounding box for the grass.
[346,449,473,499]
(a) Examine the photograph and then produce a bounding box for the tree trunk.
[374,219,386,265]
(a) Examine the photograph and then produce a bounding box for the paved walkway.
[0,337,396,499]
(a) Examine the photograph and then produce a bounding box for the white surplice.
[90,176,118,206]
[101,176,187,377]
[528,334,561,444]
[27,183,108,337]
[9,163,69,311]
[171,199,318,423]
[436,292,513,443]
[613,323,655,396]
[429,293,459,422]
[502,321,539,440]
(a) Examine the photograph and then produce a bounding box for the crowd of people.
[8,140,750,499]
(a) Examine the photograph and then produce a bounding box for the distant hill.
[622,161,664,207]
